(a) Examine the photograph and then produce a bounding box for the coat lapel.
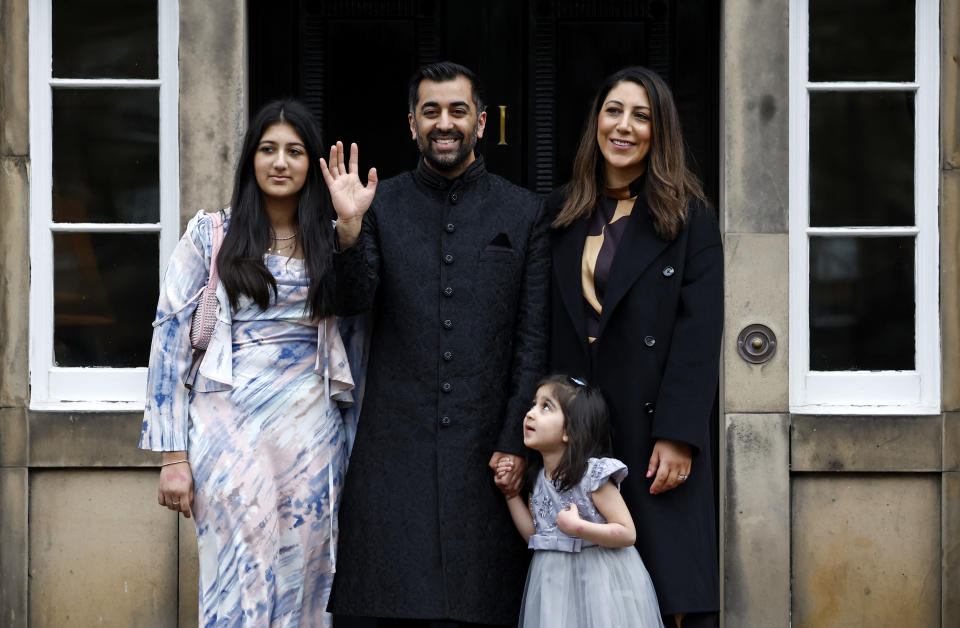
[553,216,591,359]
[597,197,669,337]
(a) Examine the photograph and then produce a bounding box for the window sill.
[789,403,941,416]
[29,400,145,412]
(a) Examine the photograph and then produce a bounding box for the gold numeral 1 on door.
[498,105,508,145]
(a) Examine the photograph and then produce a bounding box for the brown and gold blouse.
[581,175,645,343]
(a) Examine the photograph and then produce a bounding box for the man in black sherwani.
[324,62,549,626]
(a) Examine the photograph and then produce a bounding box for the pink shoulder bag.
[190,212,225,350]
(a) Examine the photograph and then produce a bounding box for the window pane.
[809,237,914,371]
[54,233,158,367]
[52,0,157,79]
[809,0,914,82]
[52,89,160,223]
[810,92,914,227]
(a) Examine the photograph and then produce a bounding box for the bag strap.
[207,211,226,283]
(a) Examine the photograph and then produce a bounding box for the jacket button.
[442,351,454,361]
[643,402,655,415]
[450,192,459,203]
[662,266,675,277]
[440,415,452,427]
[443,286,454,297]
[441,381,452,393]
[442,319,453,330]
[644,335,656,347]
[443,254,454,264]
[445,223,456,233]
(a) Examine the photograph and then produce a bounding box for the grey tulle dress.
[519,457,664,628]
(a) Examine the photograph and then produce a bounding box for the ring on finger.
[678,474,688,481]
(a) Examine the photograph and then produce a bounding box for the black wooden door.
[248,3,720,623]
[249,0,718,201]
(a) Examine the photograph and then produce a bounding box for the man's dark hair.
[407,61,485,114]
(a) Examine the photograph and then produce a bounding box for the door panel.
[248,0,718,201]
[249,0,721,531]
[298,2,434,181]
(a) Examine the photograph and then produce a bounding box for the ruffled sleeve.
[584,457,628,492]
[316,316,356,405]
[139,210,216,451]
[141,210,357,452]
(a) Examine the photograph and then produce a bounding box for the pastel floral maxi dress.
[140,211,355,627]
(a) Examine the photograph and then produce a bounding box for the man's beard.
[415,123,480,173]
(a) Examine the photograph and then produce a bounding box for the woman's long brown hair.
[553,67,706,241]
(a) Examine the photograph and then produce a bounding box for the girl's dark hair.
[217,99,334,318]
[526,374,613,492]
[553,66,706,241]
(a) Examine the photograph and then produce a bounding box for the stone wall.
[1,0,32,623]
[720,0,791,624]
[0,2,245,626]
[3,0,958,625]
[720,1,960,626]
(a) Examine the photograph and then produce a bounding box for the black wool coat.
[328,156,549,625]
[548,187,723,616]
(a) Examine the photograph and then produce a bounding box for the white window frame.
[789,0,940,414]
[28,0,179,410]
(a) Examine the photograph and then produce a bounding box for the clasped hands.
[491,452,524,498]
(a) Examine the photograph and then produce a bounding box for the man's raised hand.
[319,141,378,248]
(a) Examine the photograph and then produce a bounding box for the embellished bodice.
[528,457,628,552]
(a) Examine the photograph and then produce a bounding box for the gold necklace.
[267,234,298,255]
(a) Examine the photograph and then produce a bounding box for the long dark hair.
[217,99,334,318]
[526,374,613,492]
[553,66,706,240]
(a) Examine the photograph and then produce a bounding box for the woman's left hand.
[158,459,194,518]
[647,438,692,495]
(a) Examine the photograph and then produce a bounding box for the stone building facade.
[1,1,958,626]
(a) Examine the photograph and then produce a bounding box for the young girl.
[496,375,664,628]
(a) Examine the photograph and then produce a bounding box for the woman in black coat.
[547,66,723,627]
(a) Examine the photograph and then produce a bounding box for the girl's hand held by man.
[491,452,524,497]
